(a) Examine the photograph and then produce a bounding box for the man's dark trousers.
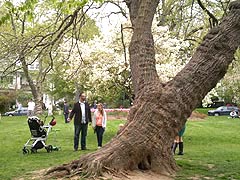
[74,123,88,150]
[64,113,69,123]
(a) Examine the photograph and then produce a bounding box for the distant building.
[0,61,52,106]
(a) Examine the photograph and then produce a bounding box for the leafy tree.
[157,0,240,105]
[0,0,101,114]
[0,92,16,113]
[216,49,240,104]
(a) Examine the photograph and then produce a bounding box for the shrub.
[0,92,16,113]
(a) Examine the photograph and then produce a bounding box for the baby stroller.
[22,116,57,154]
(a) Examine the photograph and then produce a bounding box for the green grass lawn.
[0,112,240,179]
[176,115,240,180]
[0,115,124,180]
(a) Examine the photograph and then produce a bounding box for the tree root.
[103,166,129,179]
[45,159,130,179]
[44,97,178,179]
[45,149,176,179]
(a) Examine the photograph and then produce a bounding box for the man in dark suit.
[68,92,92,151]
[63,101,69,123]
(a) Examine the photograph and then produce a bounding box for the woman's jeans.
[95,126,105,147]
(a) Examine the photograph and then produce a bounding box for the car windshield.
[228,107,238,110]
[216,107,226,111]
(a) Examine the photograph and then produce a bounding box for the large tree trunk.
[20,55,43,115]
[127,0,160,96]
[34,85,44,115]
[46,0,240,179]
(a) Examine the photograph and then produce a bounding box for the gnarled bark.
[128,0,160,96]
[46,0,240,179]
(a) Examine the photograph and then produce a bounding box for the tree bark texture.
[128,0,160,96]
[46,0,240,179]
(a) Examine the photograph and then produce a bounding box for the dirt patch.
[16,169,174,180]
[108,111,207,121]
[188,111,207,121]
[107,110,207,121]
[108,115,127,120]
[107,170,174,180]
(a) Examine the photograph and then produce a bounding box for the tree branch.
[197,0,218,28]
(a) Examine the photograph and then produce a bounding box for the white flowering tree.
[56,33,131,106]
[215,49,240,104]
[57,19,192,107]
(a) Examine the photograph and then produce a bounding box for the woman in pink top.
[92,103,107,148]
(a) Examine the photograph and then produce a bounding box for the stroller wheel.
[31,148,37,153]
[46,145,53,153]
[52,146,59,151]
[23,148,29,155]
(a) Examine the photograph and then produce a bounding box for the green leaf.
[4,1,14,8]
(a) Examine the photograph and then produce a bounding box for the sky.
[86,2,128,35]
[9,0,128,35]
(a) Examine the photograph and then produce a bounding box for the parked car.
[207,101,225,108]
[208,106,239,116]
[4,107,28,116]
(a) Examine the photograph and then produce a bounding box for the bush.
[15,90,32,107]
[0,92,16,113]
